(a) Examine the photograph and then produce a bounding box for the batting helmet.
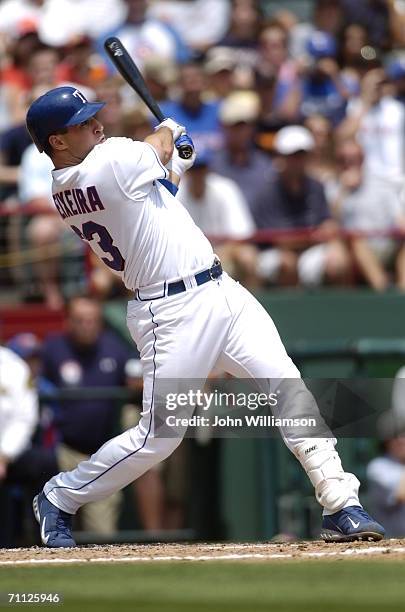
[26,86,106,153]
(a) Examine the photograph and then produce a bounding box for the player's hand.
[155,118,186,141]
[169,135,196,175]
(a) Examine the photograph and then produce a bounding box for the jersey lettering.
[72,221,125,272]
[53,186,105,220]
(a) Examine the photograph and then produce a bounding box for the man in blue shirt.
[252,125,351,287]
[160,62,222,156]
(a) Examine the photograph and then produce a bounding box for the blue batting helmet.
[26,86,105,153]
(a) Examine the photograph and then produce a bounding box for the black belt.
[167,259,223,296]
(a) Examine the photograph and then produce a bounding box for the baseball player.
[26,86,384,546]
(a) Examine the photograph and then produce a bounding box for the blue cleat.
[321,505,385,542]
[33,492,76,548]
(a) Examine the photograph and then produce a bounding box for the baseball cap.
[273,126,315,155]
[219,91,260,125]
[7,333,42,360]
[204,48,235,75]
[307,30,337,59]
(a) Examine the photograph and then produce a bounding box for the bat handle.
[175,134,194,160]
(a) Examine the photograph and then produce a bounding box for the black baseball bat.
[104,36,193,159]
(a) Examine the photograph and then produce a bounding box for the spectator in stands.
[142,56,178,105]
[121,107,152,142]
[213,91,272,212]
[214,0,262,84]
[254,64,281,143]
[301,31,350,125]
[17,141,78,308]
[337,22,375,80]
[41,295,139,535]
[93,78,125,138]
[252,125,351,288]
[0,0,43,40]
[256,21,301,123]
[0,32,44,129]
[160,62,222,156]
[338,67,405,186]
[149,0,230,54]
[99,0,190,72]
[204,49,237,100]
[0,117,31,205]
[304,114,337,189]
[331,139,405,291]
[288,0,344,64]
[6,43,61,127]
[56,35,107,90]
[178,152,257,286]
[367,433,405,537]
[37,0,126,48]
[339,0,405,51]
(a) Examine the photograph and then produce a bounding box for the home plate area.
[1,539,405,565]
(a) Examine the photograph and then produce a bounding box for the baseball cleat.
[321,505,385,542]
[33,492,76,548]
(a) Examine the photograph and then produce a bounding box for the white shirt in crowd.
[347,96,405,183]
[148,0,230,49]
[0,347,38,462]
[0,0,126,45]
[18,144,54,206]
[51,137,214,291]
[178,172,255,240]
[114,20,179,70]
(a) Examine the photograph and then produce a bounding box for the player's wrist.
[154,118,185,142]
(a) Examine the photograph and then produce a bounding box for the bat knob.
[175,134,194,160]
[178,145,194,160]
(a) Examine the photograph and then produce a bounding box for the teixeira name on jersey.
[53,186,105,219]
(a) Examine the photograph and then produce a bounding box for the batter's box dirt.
[1,540,405,565]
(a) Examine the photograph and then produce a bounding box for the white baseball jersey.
[51,137,214,290]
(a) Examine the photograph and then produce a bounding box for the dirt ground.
[1,539,405,565]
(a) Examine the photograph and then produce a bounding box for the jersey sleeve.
[108,138,168,201]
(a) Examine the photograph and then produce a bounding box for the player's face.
[58,116,106,161]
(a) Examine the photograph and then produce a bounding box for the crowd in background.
[0,0,405,305]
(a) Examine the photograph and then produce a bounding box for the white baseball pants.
[44,273,360,515]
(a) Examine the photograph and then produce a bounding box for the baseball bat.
[104,36,193,159]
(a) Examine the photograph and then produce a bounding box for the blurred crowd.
[0,0,405,308]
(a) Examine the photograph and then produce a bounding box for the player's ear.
[48,133,68,152]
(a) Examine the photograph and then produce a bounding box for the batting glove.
[154,118,185,141]
[167,135,197,175]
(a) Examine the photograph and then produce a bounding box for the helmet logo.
[73,90,87,104]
